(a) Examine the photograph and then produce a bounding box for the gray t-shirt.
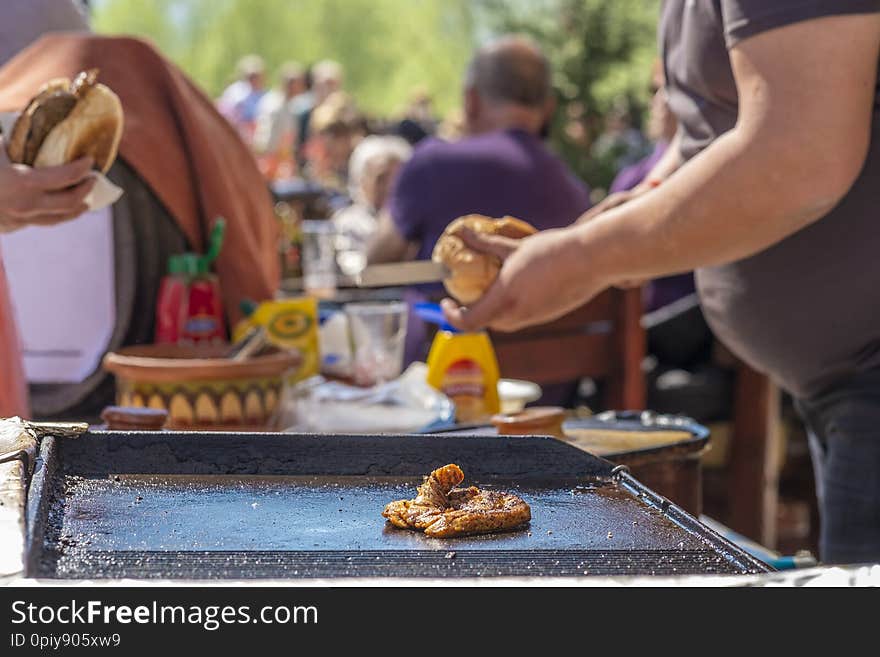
[661,0,880,400]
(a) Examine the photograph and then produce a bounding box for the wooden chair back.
[490,287,646,409]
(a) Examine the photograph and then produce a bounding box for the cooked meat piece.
[382,463,531,538]
[414,463,463,508]
[382,499,441,530]
[23,92,77,164]
[424,488,532,538]
[382,464,463,530]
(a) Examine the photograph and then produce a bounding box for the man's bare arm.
[446,13,880,331]
[590,13,878,279]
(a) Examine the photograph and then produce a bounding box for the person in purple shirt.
[369,36,590,265]
[367,35,591,374]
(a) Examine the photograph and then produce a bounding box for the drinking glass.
[301,220,337,298]
[344,302,408,386]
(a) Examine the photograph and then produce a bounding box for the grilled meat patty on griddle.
[383,463,531,538]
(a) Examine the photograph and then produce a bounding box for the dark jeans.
[795,368,880,564]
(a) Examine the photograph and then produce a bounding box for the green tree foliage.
[91,0,658,188]
[91,0,476,117]
[477,0,659,189]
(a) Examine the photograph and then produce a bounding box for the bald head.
[463,35,554,136]
[466,35,552,108]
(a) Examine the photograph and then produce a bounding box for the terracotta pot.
[103,344,300,431]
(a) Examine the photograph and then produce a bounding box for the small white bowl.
[497,378,542,414]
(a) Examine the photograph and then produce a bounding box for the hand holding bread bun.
[432,214,537,304]
[6,69,123,173]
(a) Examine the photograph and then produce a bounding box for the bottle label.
[184,315,220,338]
[182,278,226,342]
[442,359,487,422]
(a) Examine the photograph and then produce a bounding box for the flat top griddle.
[26,431,769,579]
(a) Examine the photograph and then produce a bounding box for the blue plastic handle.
[413,302,458,332]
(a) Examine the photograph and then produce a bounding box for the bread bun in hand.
[6,79,74,165]
[6,69,123,173]
[432,214,537,305]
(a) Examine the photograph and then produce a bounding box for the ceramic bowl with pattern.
[103,344,300,430]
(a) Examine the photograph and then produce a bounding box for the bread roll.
[432,214,537,304]
[34,82,123,173]
[6,79,73,164]
[6,70,123,173]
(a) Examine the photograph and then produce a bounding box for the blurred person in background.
[370,36,590,270]
[368,35,590,268]
[333,135,412,277]
[561,101,591,152]
[367,35,591,385]
[0,34,280,422]
[405,87,438,130]
[437,108,465,142]
[394,118,429,147]
[591,98,651,173]
[304,91,364,199]
[295,60,344,158]
[253,61,307,179]
[217,54,268,145]
[393,86,438,146]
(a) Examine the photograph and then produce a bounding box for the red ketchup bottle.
[154,219,227,345]
[154,254,190,344]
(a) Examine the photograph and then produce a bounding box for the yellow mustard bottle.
[426,330,500,423]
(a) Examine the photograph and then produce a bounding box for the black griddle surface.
[27,432,769,579]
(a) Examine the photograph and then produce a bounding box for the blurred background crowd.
[97,0,663,300]
[92,0,658,196]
